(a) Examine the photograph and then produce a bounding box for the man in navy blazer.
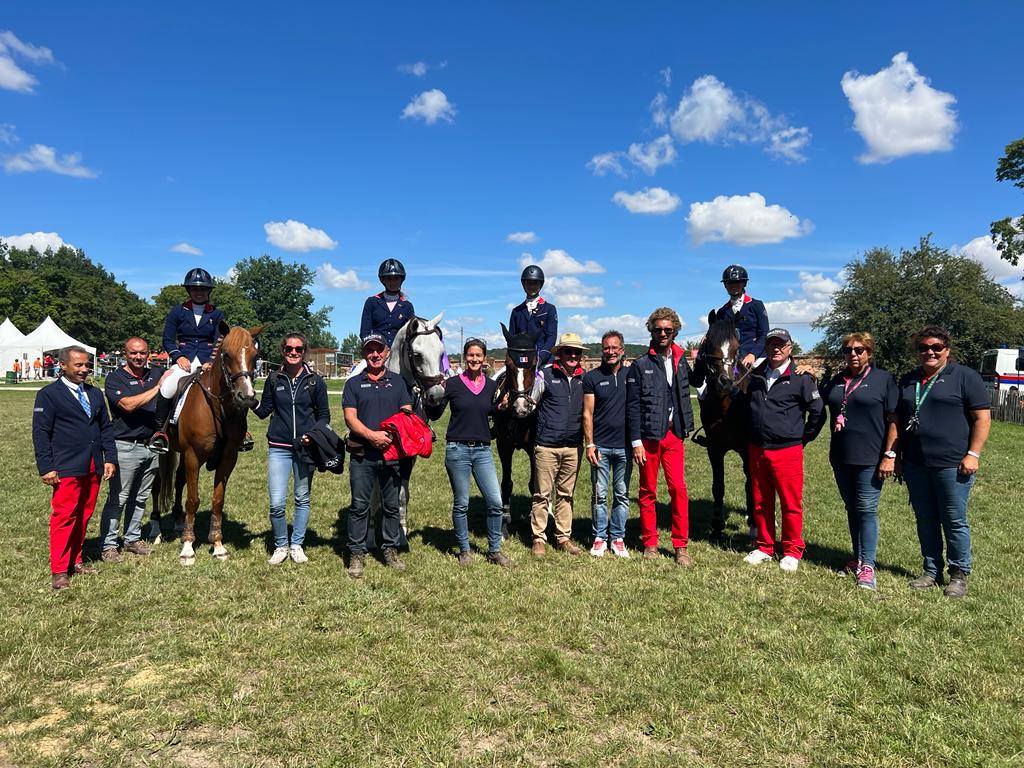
[32,345,117,590]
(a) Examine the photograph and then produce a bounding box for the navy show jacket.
[716,295,769,360]
[509,297,558,364]
[163,301,225,364]
[32,378,118,477]
[360,293,415,349]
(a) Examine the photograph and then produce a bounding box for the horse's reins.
[690,348,755,442]
[197,336,257,437]
[497,348,538,413]
[403,323,445,399]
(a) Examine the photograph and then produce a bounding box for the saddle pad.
[170,380,196,424]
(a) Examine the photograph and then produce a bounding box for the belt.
[116,438,152,446]
[449,440,490,447]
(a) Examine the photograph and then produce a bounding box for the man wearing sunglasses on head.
[626,307,695,566]
[895,326,990,599]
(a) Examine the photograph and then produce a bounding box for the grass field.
[1,384,1022,767]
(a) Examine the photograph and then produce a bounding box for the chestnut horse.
[156,322,264,565]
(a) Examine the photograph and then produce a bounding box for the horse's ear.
[249,324,269,337]
[707,309,717,326]
[500,322,511,345]
[218,320,231,337]
[426,311,443,329]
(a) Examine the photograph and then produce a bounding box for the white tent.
[21,315,97,359]
[0,317,39,373]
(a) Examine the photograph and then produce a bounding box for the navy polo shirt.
[897,362,989,469]
[341,370,412,460]
[105,366,161,441]
[583,364,628,449]
[821,366,897,466]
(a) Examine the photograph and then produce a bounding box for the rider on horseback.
[361,259,415,349]
[716,264,769,371]
[148,268,253,454]
[510,264,558,365]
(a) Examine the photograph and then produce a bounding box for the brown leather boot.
[531,540,546,558]
[557,540,582,555]
[643,546,660,560]
[674,547,693,567]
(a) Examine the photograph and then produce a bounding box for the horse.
[491,323,544,538]
[382,312,447,536]
[155,322,264,565]
[691,310,754,540]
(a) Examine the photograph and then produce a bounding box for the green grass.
[1,387,1022,767]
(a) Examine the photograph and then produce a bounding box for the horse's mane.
[703,318,738,352]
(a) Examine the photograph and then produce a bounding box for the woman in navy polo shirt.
[896,326,991,599]
[253,333,330,566]
[427,339,512,568]
[821,332,898,591]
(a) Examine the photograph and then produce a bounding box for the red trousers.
[638,428,689,548]
[748,444,805,559]
[50,469,100,574]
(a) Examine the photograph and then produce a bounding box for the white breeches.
[160,357,201,398]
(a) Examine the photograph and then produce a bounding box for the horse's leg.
[398,457,414,538]
[209,449,238,560]
[709,448,726,539]
[147,473,163,544]
[498,440,514,539]
[173,462,186,538]
[740,447,756,538]
[179,450,201,565]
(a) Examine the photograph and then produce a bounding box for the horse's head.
[501,322,539,418]
[390,312,446,407]
[700,310,739,394]
[216,321,264,409]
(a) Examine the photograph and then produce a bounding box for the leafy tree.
[814,236,1024,375]
[340,332,362,359]
[231,255,337,361]
[991,137,1024,269]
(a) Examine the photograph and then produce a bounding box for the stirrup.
[148,432,170,455]
[239,432,254,452]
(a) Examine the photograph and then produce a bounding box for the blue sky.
[2,2,1023,351]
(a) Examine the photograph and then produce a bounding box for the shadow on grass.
[85,507,256,560]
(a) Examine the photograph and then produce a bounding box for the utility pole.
[460,326,464,357]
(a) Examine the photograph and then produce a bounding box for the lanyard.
[914,365,947,414]
[840,365,871,414]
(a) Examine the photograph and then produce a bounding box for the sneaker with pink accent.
[838,559,861,577]
[610,539,630,559]
[590,539,607,558]
[857,564,877,590]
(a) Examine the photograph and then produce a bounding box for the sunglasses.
[917,343,947,353]
[284,345,305,353]
[652,328,675,335]
[841,346,867,355]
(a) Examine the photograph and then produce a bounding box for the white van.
[980,348,1024,403]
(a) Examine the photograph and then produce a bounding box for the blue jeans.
[267,446,313,548]
[590,446,631,541]
[902,461,974,576]
[444,442,504,554]
[348,455,402,554]
[831,462,882,567]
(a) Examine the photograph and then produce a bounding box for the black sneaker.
[347,553,365,579]
[944,569,968,599]
[383,548,406,572]
[909,573,941,590]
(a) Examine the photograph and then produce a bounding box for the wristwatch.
[883,450,897,459]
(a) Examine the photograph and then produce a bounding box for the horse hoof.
[151,534,163,545]
[212,548,229,560]
[180,556,196,566]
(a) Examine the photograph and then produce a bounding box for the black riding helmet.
[378,259,406,279]
[521,264,545,286]
[183,267,215,289]
[721,264,748,283]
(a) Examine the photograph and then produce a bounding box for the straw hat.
[552,332,586,354]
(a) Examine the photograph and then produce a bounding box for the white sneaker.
[743,549,773,565]
[290,545,308,564]
[610,539,630,559]
[268,547,289,565]
[590,539,607,558]
[779,556,800,572]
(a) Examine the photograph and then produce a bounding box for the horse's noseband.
[405,324,445,391]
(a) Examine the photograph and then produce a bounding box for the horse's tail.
[156,452,179,514]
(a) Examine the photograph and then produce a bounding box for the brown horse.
[156,322,264,565]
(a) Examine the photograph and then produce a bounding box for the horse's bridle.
[403,323,445,392]
[500,347,538,412]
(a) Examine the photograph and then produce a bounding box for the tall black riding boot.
[148,394,173,454]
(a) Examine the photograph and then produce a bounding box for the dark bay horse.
[691,311,754,539]
[492,323,543,538]
[156,322,264,565]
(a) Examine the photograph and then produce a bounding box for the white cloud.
[660,67,672,89]
[3,144,98,178]
[587,151,627,177]
[799,271,842,302]
[670,74,811,162]
[519,249,605,275]
[650,92,668,128]
[762,271,843,325]
[171,242,203,256]
[841,52,958,164]
[506,231,538,244]
[627,134,677,174]
[401,89,455,124]
[544,276,605,308]
[687,192,812,246]
[264,219,338,252]
[958,234,1020,281]
[398,61,428,76]
[0,30,56,93]
[0,123,16,144]
[223,266,238,284]
[612,187,681,215]
[563,313,653,343]
[316,262,370,290]
[1,231,72,252]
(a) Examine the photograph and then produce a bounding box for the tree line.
[0,245,336,361]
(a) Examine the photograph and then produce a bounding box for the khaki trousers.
[531,445,582,543]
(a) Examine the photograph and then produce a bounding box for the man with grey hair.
[99,337,172,562]
[32,345,117,590]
